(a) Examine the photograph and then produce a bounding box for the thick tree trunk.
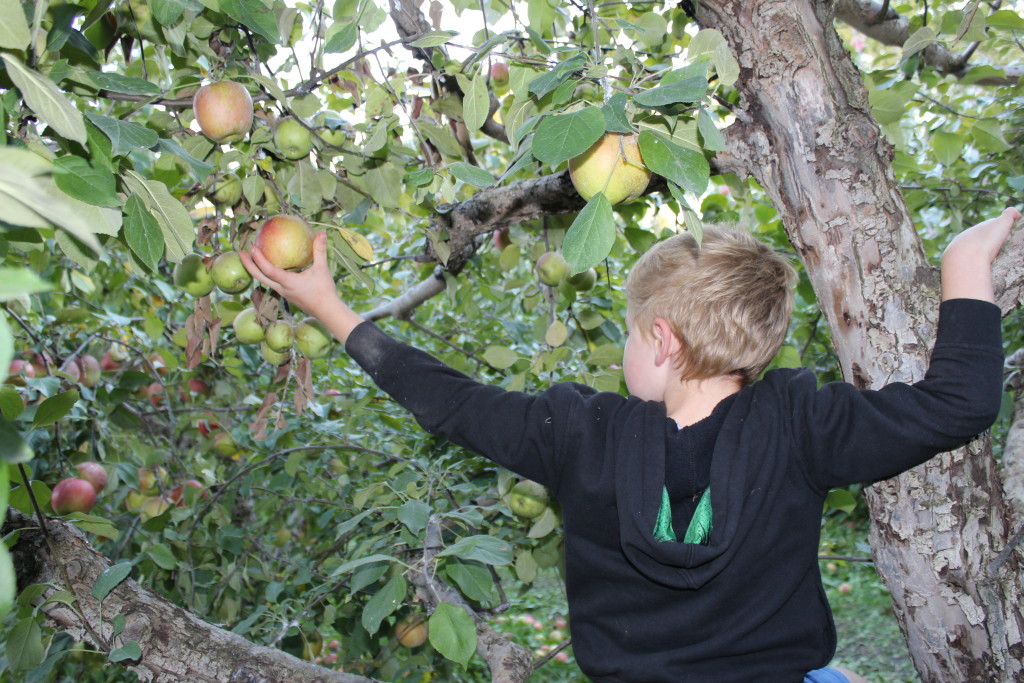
[696,0,1024,679]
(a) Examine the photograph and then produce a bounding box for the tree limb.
[4,510,379,683]
[993,218,1024,315]
[835,0,1024,84]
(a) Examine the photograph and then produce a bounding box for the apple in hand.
[51,478,97,515]
[193,80,253,143]
[254,215,314,270]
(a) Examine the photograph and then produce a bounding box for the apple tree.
[1,0,1024,680]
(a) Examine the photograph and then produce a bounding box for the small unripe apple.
[535,251,568,286]
[212,431,238,458]
[100,351,121,371]
[140,496,170,520]
[490,62,510,92]
[492,228,511,251]
[125,489,147,512]
[233,307,265,344]
[212,174,243,206]
[255,215,314,270]
[174,254,215,297]
[295,318,332,358]
[193,80,253,143]
[265,321,294,352]
[79,354,102,388]
[507,479,548,519]
[569,132,651,205]
[567,268,597,292]
[395,616,428,648]
[51,478,97,515]
[273,116,313,160]
[261,341,290,365]
[168,479,207,506]
[76,462,108,493]
[210,251,252,293]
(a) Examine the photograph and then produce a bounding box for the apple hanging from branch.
[193,80,253,143]
[569,132,651,206]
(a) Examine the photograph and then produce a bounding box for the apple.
[493,228,511,250]
[5,359,35,385]
[395,616,428,648]
[76,462,107,493]
[490,61,510,88]
[273,527,292,546]
[508,479,548,519]
[79,354,102,388]
[212,174,242,206]
[100,351,121,371]
[265,321,294,352]
[535,251,568,286]
[108,343,129,363]
[168,479,207,506]
[233,307,265,344]
[193,80,253,143]
[51,478,97,515]
[295,318,332,358]
[210,251,252,293]
[273,116,313,160]
[125,489,147,512]
[187,378,210,396]
[30,351,53,377]
[212,431,239,458]
[140,496,170,520]
[173,253,215,297]
[569,132,651,205]
[567,268,597,292]
[140,381,165,407]
[261,341,290,365]
[255,215,314,270]
[838,583,852,595]
[197,418,220,436]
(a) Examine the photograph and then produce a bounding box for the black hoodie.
[345,298,1003,681]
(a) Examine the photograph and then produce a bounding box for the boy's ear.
[651,318,681,367]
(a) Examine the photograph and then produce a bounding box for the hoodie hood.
[614,383,787,589]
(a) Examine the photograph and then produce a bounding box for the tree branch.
[993,217,1024,315]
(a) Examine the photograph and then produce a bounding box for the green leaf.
[532,107,605,166]
[601,93,632,134]
[0,385,23,420]
[147,543,178,570]
[463,73,489,133]
[156,138,213,181]
[324,22,357,53]
[988,9,1024,30]
[410,30,458,48]
[88,71,161,97]
[123,194,164,271]
[0,539,13,622]
[697,109,726,152]
[429,602,477,668]
[122,170,194,263]
[634,75,708,108]
[151,0,188,25]
[53,156,120,207]
[445,561,497,603]
[2,53,87,144]
[67,512,119,540]
[448,162,495,188]
[825,488,857,514]
[867,82,919,125]
[108,640,142,663]
[0,0,31,49]
[563,193,615,274]
[219,0,280,42]
[528,53,586,99]
[85,113,159,156]
[398,500,430,534]
[361,574,406,635]
[92,561,133,603]
[902,26,938,60]
[930,130,962,167]
[972,119,1011,153]
[586,344,623,366]
[0,268,51,301]
[6,617,44,670]
[0,457,7,520]
[482,346,518,369]
[0,417,33,464]
[638,130,709,195]
[33,389,79,428]
[329,553,399,578]
[437,535,512,566]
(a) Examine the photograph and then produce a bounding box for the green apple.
[265,321,294,352]
[193,80,253,143]
[567,268,597,292]
[212,431,238,458]
[212,174,242,206]
[274,116,313,160]
[536,251,568,286]
[210,251,252,293]
[232,308,265,344]
[173,254,215,297]
[261,341,290,365]
[508,479,548,519]
[569,133,651,205]
[295,318,332,358]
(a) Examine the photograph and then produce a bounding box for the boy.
[241,207,1019,682]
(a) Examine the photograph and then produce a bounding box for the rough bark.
[695,0,1024,679]
[1001,349,1024,526]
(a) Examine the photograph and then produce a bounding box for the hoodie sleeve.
[791,298,1004,490]
[344,321,581,488]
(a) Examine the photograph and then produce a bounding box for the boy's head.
[625,226,797,385]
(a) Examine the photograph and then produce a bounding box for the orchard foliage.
[0,0,1022,679]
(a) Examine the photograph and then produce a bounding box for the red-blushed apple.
[295,318,332,358]
[51,478,97,515]
[169,479,208,506]
[210,251,252,293]
[60,359,82,383]
[79,354,101,388]
[173,253,215,297]
[100,351,120,371]
[492,228,511,250]
[187,378,210,396]
[535,251,568,286]
[125,489,147,512]
[139,381,165,407]
[569,132,651,205]
[148,353,169,377]
[193,80,253,143]
[76,461,107,493]
[197,418,220,436]
[273,116,313,160]
[255,215,314,270]
[5,359,35,385]
[232,307,265,344]
[490,61,509,89]
[838,583,852,595]
[265,321,294,352]
[30,351,54,377]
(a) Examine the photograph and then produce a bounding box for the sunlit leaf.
[532,106,605,166]
[2,54,86,143]
[563,193,615,275]
[0,0,31,49]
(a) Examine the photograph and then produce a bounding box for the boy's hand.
[941,207,1021,302]
[241,231,365,344]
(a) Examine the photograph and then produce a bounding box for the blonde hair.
[625,226,797,384]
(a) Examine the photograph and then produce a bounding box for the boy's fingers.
[311,231,329,270]
[240,250,282,291]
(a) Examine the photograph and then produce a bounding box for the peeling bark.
[696,0,1024,679]
[4,510,379,683]
[1001,350,1024,526]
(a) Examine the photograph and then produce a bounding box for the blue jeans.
[804,668,850,683]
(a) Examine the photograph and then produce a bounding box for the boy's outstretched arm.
[941,207,1021,302]
[240,231,364,344]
